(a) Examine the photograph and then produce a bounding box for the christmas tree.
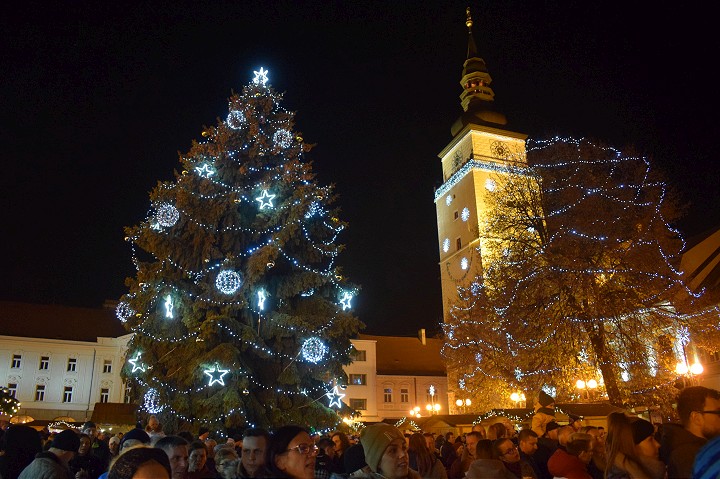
[117,68,363,433]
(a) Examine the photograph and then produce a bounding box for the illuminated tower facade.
[435,11,527,329]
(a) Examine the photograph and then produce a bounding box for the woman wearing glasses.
[268,425,318,479]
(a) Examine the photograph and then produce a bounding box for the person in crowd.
[214,447,240,479]
[359,423,420,479]
[19,428,80,479]
[331,432,351,472]
[239,427,271,478]
[465,439,515,479]
[109,436,121,458]
[82,422,112,473]
[423,433,440,459]
[198,428,210,443]
[533,421,560,479]
[0,424,43,479]
[70,433,106,479]
[546,432,593,479]
[268,425,318,479]
[556,426,574,451]
[203,438,218,473]
[518,429,542,479]
[155,435,190,479]
[660,386,720,479]
[532,391,556,438]
[315,436,340,479]
[98,429,153,479]
[439,432,457,469]
[187,440,214,478]
[692,435,720,479]
[631,418,666,479]
[342,443,371,477]
[107,446,171,479]
[471,424,487,440]
[408,432,447,479]
[568,415,583,432]
[145,416,166,445]
[494,437,537,479]
[448,431,482,479]
[488,423,507,441]
[578,426,605,479]
[605,413,665,479]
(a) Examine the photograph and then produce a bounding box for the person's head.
[214,447,240,479]
[474,439,494,460]
[78,433,92,456]
[317,436,335,457]
[493,438,519,464]
[0,425,42,478]
[360,423,408,479]
[445,431,454,442]
[518,429,539,455]
[204,438,217,457]
[198,427,210,441]
[108,446,172,479]
[82,421,98,439]
[109,435,121,455]
[605,412,641,473]
[545,421,560,440]
[268,425,317,479]
[471,424,486,438]
[343,443,370,475]
[557,425,574,446]
[566,433,594,464]
[49,429,81,468]
[120,428,151,453]
[677,386,720,439]
[241,427,270,476]
[538,390,555,408]
[631,419,660,459]
[154,435,189,479]
[488,422,506,440]
[331,431,351,454]
[147,415,159,429]
[464,431,483,459]
[422,432,435,451]
[188,440,208,472]
[568,414,583,431]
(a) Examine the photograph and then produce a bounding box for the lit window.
[39,356,50,370]
[67,358,77,372]
[11,355,21,369]
[349,374,367,386]
[383,388,393,403]
[63,386,73,403]
[35,385,45,401]
[400,388,409,403]
[349,398,367,410]
[351,350,367,361]
[103,360,112,374]
[7,383,17,398]
[100,388,110,403]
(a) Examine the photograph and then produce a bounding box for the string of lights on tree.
[118,67,362,431]
[442,137,718,410]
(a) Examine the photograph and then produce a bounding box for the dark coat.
[659,423,706,479]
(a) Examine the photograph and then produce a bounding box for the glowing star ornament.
[164,295,174,319]
[156,203,180,227]
[115,301,134,323]
[195,164,215,178]
[301,337,328,363]
[257,290,267,311]
[339,292,353,311]
[128,353,146,373]
[216,270,243,294]
[252,67,269,86]
[204,365,230,386]
[326,386,345,409]
[255,189,276,209]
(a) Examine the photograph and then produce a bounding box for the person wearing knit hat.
[359,423,421,479]
[18,429,80,479]
[119,427,151,452]
[343,443,371,476]
[532,390,556,438]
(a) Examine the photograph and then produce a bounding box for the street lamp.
[510,392,526,408]
[426,403,441,415]
[409,406,422,418]
[456,398,472,413]
[576,378,599,401]
[676,360,703,387]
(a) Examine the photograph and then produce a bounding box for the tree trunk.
[585,323,624,406]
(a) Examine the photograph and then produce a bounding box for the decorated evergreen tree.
[116,68,363,432]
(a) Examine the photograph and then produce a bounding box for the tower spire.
[452,6,507,135]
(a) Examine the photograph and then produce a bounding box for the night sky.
[3,1,718,337]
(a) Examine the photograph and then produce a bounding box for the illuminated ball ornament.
[156,203,180,227]
[115,301,134,323]
[301,337,328,363]
[143,388,164,414]
[216,270,243,294]
[273,129,293,149]
[227,110,246,129]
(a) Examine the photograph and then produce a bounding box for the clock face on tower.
[490,140,510,159]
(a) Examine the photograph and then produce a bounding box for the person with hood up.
[359,423,421,479]
[532,391,556,438]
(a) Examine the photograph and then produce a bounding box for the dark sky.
[3,1,718,337]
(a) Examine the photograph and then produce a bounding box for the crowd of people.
[0,386,719,479]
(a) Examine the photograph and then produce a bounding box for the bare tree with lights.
[443,137,714,409]
[116,68,363,433]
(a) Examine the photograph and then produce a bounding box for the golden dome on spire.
[466,7,473,31]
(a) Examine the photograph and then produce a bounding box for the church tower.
[435,9,528,334]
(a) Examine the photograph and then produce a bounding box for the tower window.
[456,237,462,251]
